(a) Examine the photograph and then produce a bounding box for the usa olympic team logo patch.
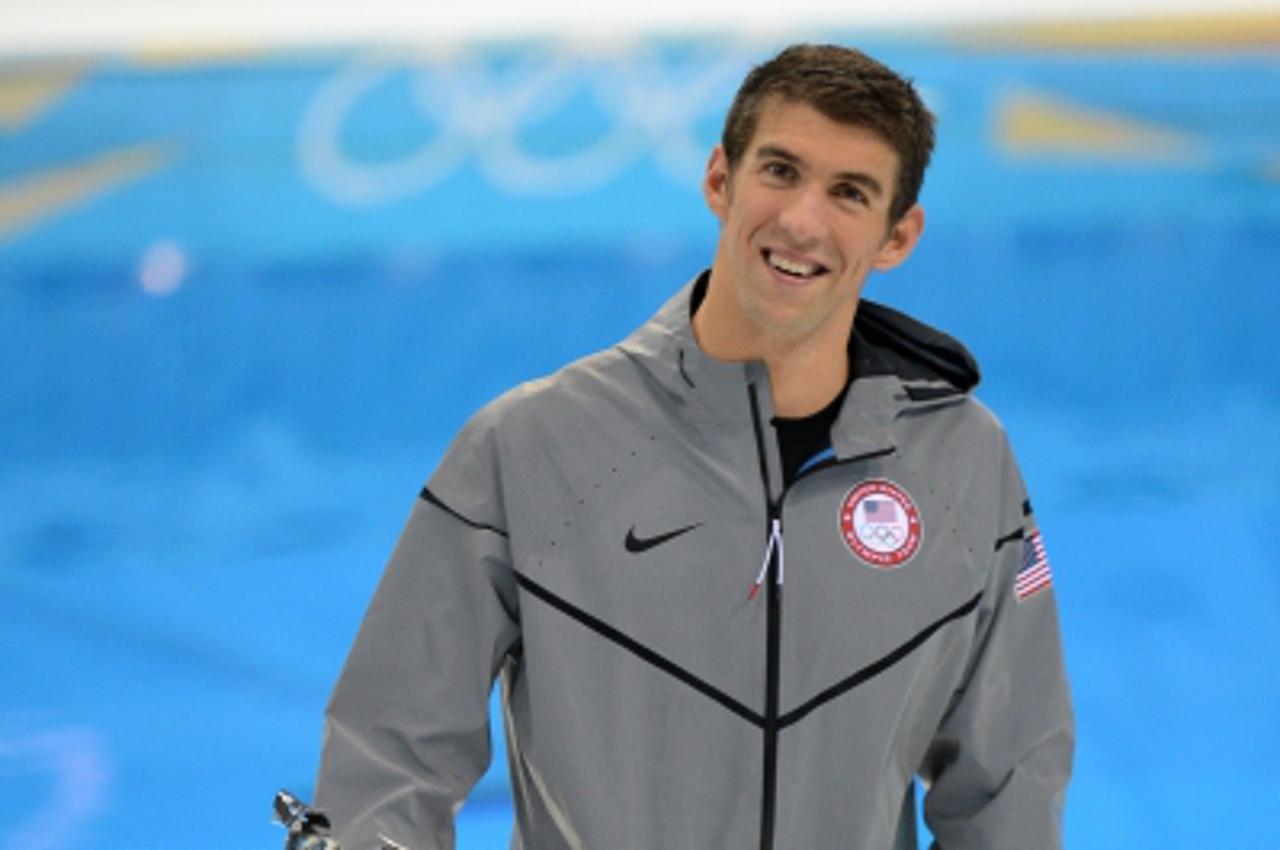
[840,479,922,568]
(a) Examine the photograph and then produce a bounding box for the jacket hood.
[852,299,981,399]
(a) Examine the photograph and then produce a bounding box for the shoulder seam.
[419,487,510,538]
[994,528,1025,552]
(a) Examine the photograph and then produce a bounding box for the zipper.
[761,503,782,850]
[747,379,896,850]
[748,383,782,850]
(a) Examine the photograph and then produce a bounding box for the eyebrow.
[754,144,886,198]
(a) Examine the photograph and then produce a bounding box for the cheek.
[732,218,759,254]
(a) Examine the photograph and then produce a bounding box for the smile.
[763,249,828,280]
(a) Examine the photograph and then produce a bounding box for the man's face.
[702,97,923,352]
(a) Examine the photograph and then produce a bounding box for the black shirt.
[773,379,849,487]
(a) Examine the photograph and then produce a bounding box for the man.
[311,44,1073,849]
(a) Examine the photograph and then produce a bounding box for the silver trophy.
[273,789,341,850]
[273,790,411,850]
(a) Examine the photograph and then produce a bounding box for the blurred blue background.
[1,18,1278,850]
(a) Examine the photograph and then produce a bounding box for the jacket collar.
[617,272,761,426]
[617,272,981,457]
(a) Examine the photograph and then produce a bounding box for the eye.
[832,183,869,205]
[761,160,798,182]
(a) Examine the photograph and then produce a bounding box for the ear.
[703,145,731,223]
[872,204,925,272]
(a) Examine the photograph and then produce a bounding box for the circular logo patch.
[839,479,922,569]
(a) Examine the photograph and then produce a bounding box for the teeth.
[767,251,820,277]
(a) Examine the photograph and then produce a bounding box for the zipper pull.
[748,517,784,600]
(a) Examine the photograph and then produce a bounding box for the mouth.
[762,249,829,281]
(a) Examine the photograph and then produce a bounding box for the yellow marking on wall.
[0,62,89,130]
[0,143,176,244]
[127,42,272,68]
[996,91,1202,164]
[956,12,1280,51]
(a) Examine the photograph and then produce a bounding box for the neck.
[763,340,850,417]
[692,269,855,418]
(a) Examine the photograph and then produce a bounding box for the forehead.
[747,97,900,181]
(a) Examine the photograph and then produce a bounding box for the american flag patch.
[1015,530,1053,601]
[864,499,898,523]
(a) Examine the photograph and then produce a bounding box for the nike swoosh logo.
[624,522,703,554]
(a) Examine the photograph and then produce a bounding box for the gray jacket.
[314,276,1074,850]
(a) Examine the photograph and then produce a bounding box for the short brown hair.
[721,44,936,222]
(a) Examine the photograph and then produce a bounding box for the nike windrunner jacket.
[313,274,1074,850]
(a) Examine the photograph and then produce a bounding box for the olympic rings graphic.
[858,523,905,547]
[298,43,752,207]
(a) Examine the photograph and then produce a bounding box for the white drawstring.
[776,519,785,587]
[749,517,784,600]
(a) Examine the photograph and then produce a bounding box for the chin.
[744,304,819,341]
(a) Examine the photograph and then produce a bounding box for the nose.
[776,183,829,247]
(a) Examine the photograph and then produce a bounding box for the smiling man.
[696,97,924,418]
[309,44,1074,850]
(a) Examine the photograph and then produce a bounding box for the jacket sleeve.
[312,412,521,850]
[920,435,1074,849]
